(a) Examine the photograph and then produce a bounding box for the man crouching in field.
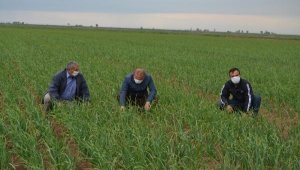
[43,61,90,112]
[218,67,261,115]
[119,68,157,111]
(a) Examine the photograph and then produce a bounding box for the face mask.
[134,78,143,84]
[72,71,79,77]
[231,76,240,84]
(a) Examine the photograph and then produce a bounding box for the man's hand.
[120,106,125,111]
[226,105,234,113]
[144,101,151,111]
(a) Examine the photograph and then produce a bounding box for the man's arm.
[243,83,252,112]
[48,74,62,100]
[147,76,157,103]
[119,78,129,106]
[220,83,230,106]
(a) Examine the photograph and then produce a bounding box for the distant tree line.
[0,21,25,25]
[1,21,277,35]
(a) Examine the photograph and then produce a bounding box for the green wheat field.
[0,25,299,169]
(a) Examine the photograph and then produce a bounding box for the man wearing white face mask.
[119,68,157,111]
[218,67,261,114]
[43,61,90,112]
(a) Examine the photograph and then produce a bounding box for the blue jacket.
[48,69,90,101]
[220,78,254,112]
[119,73,157,106]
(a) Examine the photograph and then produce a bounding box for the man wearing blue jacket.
[119,68,157,111]
[43,61,90,112]
[218,67,261,114]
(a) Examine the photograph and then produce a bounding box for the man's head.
[66,61,80,77]
[228,67,241,84]
[133,68,145,84]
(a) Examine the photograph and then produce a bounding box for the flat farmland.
[0,25,299,169]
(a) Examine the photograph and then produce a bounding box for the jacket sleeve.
[147,76,157,103]
[80,76,90,102]
[119,78,128,106]
[220,83,230,105]
[243,83,252,112]
[48,74,61,100]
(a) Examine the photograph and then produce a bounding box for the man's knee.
[253,95,261,105]
[256,95,261,103]
[252,95,261,113]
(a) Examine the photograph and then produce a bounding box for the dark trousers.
[126,94,148,107]
[118,94,158,107]
[218,95,261,113]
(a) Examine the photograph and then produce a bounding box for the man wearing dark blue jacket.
[119,68,157,111]
[43,61,90,112]
[218,68,261,114]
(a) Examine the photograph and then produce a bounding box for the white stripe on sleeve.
[220,85,225,104]
[246,84,252,111]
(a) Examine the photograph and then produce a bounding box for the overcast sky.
[1,0,300,35]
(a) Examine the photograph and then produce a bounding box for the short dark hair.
[66,61,78,70]
[228,67,240,76]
